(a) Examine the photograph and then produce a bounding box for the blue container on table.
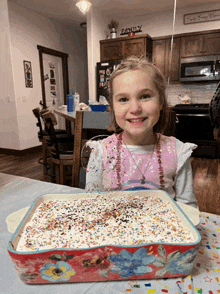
[67,94,74,112]
[89,104,107,112]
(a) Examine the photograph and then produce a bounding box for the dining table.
[54,108,111,129]
[54,108,111,187]
[1,172,220,294]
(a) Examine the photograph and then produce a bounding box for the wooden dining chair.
[71,111,85,187]
[71,109,177,188]
[71,111,113,188]
[32,108,69,175]
[32,107,51,175]
[72,111,103,187]
[41,111,75,185]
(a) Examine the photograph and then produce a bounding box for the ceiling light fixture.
[76,0,92,14]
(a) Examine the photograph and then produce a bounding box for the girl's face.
[112,69,162,145]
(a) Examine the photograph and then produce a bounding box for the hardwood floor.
[0,149,53,184]
[191,157,220,215]
[0,149,219,214]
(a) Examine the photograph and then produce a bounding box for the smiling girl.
[85,56,198,208]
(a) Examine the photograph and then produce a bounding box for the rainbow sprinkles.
[16,192,196,252]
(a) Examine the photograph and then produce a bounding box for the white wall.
[58,23,88,100]
[117,2,220,38]
[0,0,20,149]
[87,7,106,102]
[0,1,88,150]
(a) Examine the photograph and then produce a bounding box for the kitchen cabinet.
[152,37,180,82]
[205,33,220,55]
[100,34,152,62]
[181,32,220,57]
[100,40,123,62]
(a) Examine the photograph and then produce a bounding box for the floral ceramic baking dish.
[8,190,201,284]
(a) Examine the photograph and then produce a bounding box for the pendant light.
[76,0,92,14]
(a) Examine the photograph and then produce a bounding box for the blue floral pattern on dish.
[109,248,157,278]
[40,261,75,282]
[153,245,200,276]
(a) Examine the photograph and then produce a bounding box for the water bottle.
[67,94,74,112]
[73,92,80,111]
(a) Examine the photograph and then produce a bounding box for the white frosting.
[16,192,194,251]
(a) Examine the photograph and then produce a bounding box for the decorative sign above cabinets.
[184,9,220,24]
[120,25,142,35]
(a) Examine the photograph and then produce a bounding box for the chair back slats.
[71,111,112,188]
[32,107,44,138]
[72,111,84,187]
[42,113,60,156]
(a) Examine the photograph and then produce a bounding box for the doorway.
[37,45,70,130]
[42,54,65,129]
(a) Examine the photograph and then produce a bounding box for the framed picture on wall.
[23,60,33,88]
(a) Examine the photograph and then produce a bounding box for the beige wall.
[117,2,220,38]
[87,7,106,102]
[0,0,20,149]
[0,1,88,150]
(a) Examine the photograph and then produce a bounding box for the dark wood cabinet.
[152,29,220,83]
[152,37,180,82]
[168,38,181,82]
[181,32,220,57]
[100,34,152,62]
[152,39,167,76]
[204,33,220,55]
[100,40,123,62]
[181,35,205,57]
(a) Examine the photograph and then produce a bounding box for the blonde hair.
[107,56,170,134]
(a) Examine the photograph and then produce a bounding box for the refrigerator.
[96,61,121,102]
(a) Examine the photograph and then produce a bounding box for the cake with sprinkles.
[16,192,195,252]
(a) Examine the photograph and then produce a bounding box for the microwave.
[180,55,220,82]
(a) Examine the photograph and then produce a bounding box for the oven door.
[180,56,216,82]
[175,113,214,141]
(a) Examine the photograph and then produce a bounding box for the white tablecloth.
[1,173,220,293]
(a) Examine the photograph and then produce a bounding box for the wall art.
[184,9,220,24]
[23,60,33,88]
[120,25,142,36]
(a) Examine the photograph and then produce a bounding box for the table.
[54,109,111,187]
[54,108,111,129]
[1,173,220,293]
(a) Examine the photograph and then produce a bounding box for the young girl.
[85,56,198,208]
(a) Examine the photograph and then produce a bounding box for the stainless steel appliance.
[180,56,220,82]
[173,103,219,158]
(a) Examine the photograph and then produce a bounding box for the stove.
[172,103,209,114]
[172,103,219,158]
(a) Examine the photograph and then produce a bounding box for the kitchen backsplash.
[167,82,219,106]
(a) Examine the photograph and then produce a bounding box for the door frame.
[37,45,69,110]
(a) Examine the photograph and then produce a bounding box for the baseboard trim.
[0,145,42,156]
